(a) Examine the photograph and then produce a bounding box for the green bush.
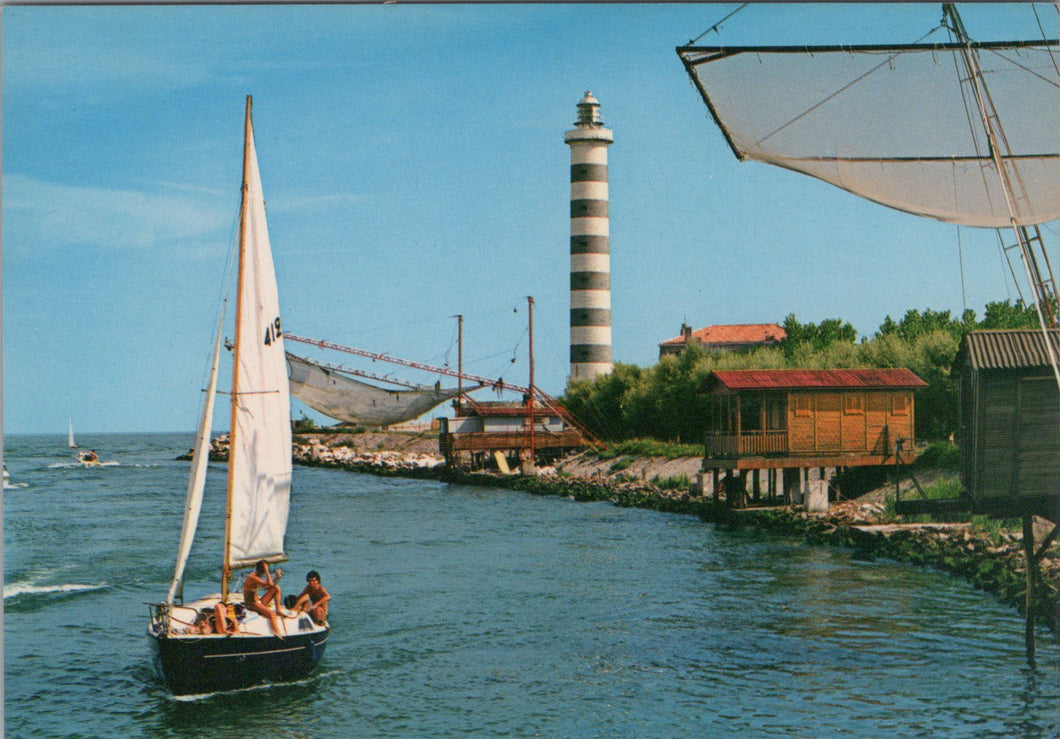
[651,474,692,490]
[914,441,960,469]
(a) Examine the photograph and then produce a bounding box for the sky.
[2,2,1057,435]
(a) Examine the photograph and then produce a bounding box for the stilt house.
[438,399,585,470]
[700,368,927,507]
[956,329,1060,519]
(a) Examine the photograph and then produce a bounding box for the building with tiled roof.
[658,323,786,358]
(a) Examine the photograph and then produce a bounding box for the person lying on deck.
[293,570,330,625]
[242,560,284,636]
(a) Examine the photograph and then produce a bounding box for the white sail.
[68,419,77,448]
[226,103,292,570]
[166,317,225,604]
[287,352,469,427]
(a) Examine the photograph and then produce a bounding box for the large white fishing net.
[678,41,1059,227]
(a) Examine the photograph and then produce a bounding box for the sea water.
[4,432,1059,737]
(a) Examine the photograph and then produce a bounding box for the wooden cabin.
[703,368,926,466]
[956,329,1059,518]
[700,368,926,509]
[438,399,585,470]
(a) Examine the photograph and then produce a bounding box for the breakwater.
[207,435,1060,636]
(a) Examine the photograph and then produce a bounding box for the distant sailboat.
[148,96,329,696]
[68,419,77,448]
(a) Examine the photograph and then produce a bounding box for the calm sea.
[4,432,1058,737]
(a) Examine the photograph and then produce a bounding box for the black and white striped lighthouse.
[564,91,614,382]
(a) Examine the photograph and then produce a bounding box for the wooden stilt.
[1022,514,1036,665]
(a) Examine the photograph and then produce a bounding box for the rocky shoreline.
[199,432,1059,636]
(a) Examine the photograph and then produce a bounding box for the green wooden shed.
[956,329,1060,519]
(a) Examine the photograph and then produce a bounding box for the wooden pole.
[222,94,254,602]
[1022,514,1036,664]
[455,314,463,413]
[527,296,536,471]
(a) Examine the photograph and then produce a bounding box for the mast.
[943,3,1060,388]
[222,94,254,601]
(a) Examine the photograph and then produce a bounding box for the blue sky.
[3,3,1056,434]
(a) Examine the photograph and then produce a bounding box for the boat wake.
[3,481,29,489]
[48,461,120,469]
[167,669,333,702]
[4,579,107,603]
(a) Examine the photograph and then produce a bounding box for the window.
[793,394,812,417]
[740,395,763,431]
[892,394,909,415]
[844,394,864,415]
[766,397,787,430]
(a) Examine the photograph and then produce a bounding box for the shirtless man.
[293,570,331,625]
[242,560,284,636]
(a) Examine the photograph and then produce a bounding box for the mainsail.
[287,352,468,427]
[226,104,292,571]
[677,38,1060,227]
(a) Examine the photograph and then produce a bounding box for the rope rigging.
[686,3,748,46]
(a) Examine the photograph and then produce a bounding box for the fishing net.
[678,41,1060,227]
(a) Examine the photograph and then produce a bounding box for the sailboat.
[68,419,77,448]
[148,96,329,697]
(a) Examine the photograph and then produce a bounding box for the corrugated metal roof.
[708,368,927,390]
[959,329,1060,370]
[660,323,786,347]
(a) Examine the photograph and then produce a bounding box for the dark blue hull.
[149,629,329,696]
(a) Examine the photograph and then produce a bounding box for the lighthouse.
[564,91,614,382]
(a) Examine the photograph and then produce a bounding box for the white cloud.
[3,173,231,254]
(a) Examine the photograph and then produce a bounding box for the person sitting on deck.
[190,609,214,634]
[242,560,284,637]
[212,602,238,635]
[293,570,330,625]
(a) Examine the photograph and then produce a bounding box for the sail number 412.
[264,317,282,346]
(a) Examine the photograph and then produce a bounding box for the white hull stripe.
[201,636,329,659]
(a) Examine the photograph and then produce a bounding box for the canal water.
[5,433,1058,736]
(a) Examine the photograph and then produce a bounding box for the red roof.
[707,368,927,391]
[660,323,786,347]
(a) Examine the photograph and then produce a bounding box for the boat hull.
[149,629,328,696]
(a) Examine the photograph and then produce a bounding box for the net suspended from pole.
[286,353,470,428]
[677,38,1060,228]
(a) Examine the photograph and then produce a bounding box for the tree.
[978,299,1042,329]
[780,314,857,357]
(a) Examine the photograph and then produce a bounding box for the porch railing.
[704,431,788,457]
